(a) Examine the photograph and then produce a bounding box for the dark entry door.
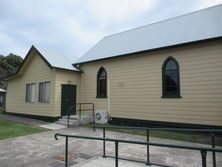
[61,85,76,116]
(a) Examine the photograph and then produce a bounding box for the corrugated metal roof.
[36,47,79,71]
[76,5,222,64]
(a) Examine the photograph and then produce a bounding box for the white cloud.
[0,32,27,57]
[63,0,155,46]
[0,0,155,57]
[65,18,105,45]
[86,0,154,23]
[1,0,221,59]
[198,0,222,8]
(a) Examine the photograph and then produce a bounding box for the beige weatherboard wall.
[6,48,81,117]
[79,40,222,126]
[54,69,82,116]
[6,52,56,117]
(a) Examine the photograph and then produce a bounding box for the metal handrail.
[67,103,95,127]
[95,125,222,167]
[55,129,222,167]
[66,104,79,127]
[94,125,222,133]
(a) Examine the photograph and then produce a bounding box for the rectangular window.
[26,83,36,102]
[39,81,50,103]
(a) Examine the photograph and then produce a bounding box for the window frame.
[96,67,107,98]
[25,83,36,103]
[38,81,50,103]
[162,57,181,98]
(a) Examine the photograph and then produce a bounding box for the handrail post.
[115,141,119,167]
[211,133,216,167]
[92,103,96,131]
[65,136,68,167]
[79,103,82,119]
[93,103,95,126]
[66,104,78,127]
[200,150,207,167]
[103,127,106,158]
[146,129,151,166]
[67,116,70,128]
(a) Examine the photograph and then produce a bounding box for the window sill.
[161,95,181,98]
[38,102,50,104]
[96,96,107,99]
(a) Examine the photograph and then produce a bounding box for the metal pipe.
[66,104,78,127]
[55,132,222,167]
[93,104,96,131]
[103,127,106,157]
[115,141,119,167]
[65,136,68,167]
[201,150,207,167]
[93,104,95,123]
[66,103,95,128]
[54,133,222,153]
[93,125,222,133]
[146,129,150,165]
[67,116,70,128]
[211,133,216,167]
[79,103,81,119]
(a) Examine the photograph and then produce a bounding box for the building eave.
[73,36,222,66]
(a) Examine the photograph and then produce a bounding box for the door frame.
[61,84,77,116]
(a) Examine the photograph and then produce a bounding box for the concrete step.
[55,119,79,127]
[54,115,94,127]
[60,115,79,119]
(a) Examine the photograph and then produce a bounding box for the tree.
[0,53,23,79]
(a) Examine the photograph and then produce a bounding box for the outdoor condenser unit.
[95,110,109,124]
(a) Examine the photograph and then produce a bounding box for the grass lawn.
[83,124,222,145]
[0,118,47,140]
[0,107,5,113]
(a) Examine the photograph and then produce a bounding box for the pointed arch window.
[162,57,181,98]
[97,67,107,98]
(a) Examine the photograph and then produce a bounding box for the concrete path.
[39,123,66,130]
[80,157,157,167]
[0,113,66,130]
[0,126,221,167]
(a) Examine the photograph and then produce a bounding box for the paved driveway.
[0,127,221,167]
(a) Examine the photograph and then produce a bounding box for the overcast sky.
[0,0,222,61]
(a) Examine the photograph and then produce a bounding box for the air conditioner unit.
[95,110,109,124]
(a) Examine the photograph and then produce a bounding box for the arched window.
[97,67,107,98]
[162,57,180,97]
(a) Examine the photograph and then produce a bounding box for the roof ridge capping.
[75,4,222,64]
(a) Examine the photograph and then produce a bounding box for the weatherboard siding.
[79,68,108,114]
[54,69,81,116]
[6,53,57,117]
[80,40,222,126]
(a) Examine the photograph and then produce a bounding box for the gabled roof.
[75,4,222,64]
[20,45,79,72]
[4,46,79,80]
[33,46,79,71]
